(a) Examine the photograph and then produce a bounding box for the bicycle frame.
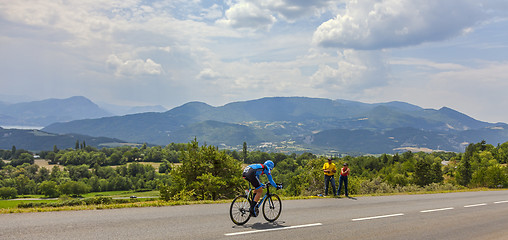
[246,182,273,208]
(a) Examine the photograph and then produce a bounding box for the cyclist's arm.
[265,170,277,187]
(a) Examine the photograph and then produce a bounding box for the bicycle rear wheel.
[230,195,251,225]
[262,194,282,222]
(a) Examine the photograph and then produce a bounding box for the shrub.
[83,196,113,205]
[39,181,60,198]
[0,187,17,199]
[358,177,397,194]
[424,183,462,192]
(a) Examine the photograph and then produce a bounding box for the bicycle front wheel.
[262,194,282,222]
[230,195,251,225]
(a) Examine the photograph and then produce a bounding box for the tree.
[127,162,145,177]
[414,157,432,186]
[242,142,248,163]
[58,181,91,196]
[144,146,163,162]
[158,160,171,174]
[431,161,444,183]
[108,152,124,165]
[166,139,243,200]
[67,165,91,181]
[0,187,17,199]
[39,181,60,197]
[15,174,37,195]
[457,144,474,186]
[88,176,101,192]
[1,150,12,160]
[11,146,16,159]
[496,142,508,164]
[484,165,507,188]
[392,153,400,163]
[36,167,51,183]
[9,153,35,167]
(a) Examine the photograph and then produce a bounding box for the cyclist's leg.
[253,186,263,202]
[243,167,261,200]
[244,168,262,215]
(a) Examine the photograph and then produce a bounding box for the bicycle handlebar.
[264,182,283,189]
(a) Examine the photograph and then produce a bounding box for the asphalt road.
[1,190,508,240]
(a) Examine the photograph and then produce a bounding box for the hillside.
[41,97,508,154]
[0,127,129,152]
[0,96,112,127]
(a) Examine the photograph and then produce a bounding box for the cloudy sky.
[1,0,508,123]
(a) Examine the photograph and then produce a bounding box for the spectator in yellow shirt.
[322,158,337,196]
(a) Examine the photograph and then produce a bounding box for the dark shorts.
[242,166,262,189]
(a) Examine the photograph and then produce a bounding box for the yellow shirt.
[322,162,336,176]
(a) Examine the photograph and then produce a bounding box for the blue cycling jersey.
[247,163,277,188]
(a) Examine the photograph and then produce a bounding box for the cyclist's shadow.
[232,220,287,229]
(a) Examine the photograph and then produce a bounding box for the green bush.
[18,197,118,208]
[83,196,113,205]
[167,140,243,200]
[39,181,60,198]
[359,177,397,194]
[0,187,17,199]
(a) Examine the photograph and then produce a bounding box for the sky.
[1,0,508,123]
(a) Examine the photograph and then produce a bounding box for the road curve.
[1,190,508,240]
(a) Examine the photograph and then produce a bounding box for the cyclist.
[242,160,280,216]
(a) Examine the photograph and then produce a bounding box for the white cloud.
[313,0,487,49]
[107,55,162,77]
[216,0,338,30]
[259,0,337,21]
[216,1,276,30]
[311,50,390,91]
[197,68,221,80]
[200,4,224,20]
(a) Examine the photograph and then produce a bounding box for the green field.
[0,190,160,209]
[85,190,159,198]
[0,199,57,209]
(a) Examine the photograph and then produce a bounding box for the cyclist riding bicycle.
[242,160,281,216]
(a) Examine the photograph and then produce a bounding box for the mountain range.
[0,96,166,127]
[40,97,508,155]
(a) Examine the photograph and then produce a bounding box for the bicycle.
[229,182,282,225]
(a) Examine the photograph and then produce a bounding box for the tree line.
[1,139,508,200]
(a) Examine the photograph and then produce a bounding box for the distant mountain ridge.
[0,96,168,127]
[98,102,167,116]
[0,96,112,127]
[42,97,508,154]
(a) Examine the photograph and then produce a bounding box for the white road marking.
[225,223,323,236]
[352,213,404,222]
[464,203,487,208]
[420,207,454,213]
[494,200,508,204]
